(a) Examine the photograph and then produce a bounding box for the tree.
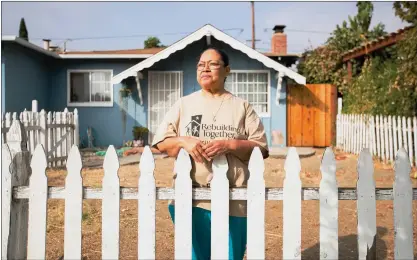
[394,2,417,95]
[393,2,417,24]
[326,2,386,52]
[19,18,29,41]
[297,1,386,88]
[144,36,165,48]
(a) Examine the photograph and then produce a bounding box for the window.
[67,70,113,107]
[225,71,270,116]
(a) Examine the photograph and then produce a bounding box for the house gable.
[112,24,306,85]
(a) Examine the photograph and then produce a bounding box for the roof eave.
[2,35,60,58]
[59,54,153,59]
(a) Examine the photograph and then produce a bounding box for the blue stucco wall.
[2,55,5,112]
[2,42,51,113]
[48,59,147,148]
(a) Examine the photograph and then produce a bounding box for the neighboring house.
[2,24,305,148]
[342,25,413,80]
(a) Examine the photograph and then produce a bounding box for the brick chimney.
[271,25,287,54]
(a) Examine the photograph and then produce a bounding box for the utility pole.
[251,1,255,49]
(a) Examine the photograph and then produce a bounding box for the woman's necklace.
[212,95,226,122]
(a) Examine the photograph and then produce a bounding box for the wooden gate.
[287,84,337,147]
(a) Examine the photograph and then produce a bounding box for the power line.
[30,28,244,41]
[263,28,331,35]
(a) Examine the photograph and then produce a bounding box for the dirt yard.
[45,148,417,260]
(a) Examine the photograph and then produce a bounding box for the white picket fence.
[1,108,79,167]
[2,120,416,260]
[336,114,417,167]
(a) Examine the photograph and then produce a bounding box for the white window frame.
[67,69,114,107]
[226,70,271,117]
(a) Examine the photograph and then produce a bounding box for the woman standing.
[152,46,269,260]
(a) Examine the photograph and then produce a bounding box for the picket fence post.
[39,110,48,163]
[247,147,266,260]
[102,146,120,259]
[5,120,31,259]
[319,148,338,259]
[393,116,398,162]
[74,108,79,147]
[1,144,12,259]
[393,148,414,259]
[211,154,230,259]
[56,112,62,167]
[380,116,385,162]
[138,146,156,259]
[62,108,68,163]
[406,117,413,166]
[402,117,408,155]
[64,145,83,259]
[283,148,302,259]
[414,117,417,167]
[384,116,389,163]
[388,116,393,163]
[357,148,376,259]
[174,149,193,260]
[27,145,48,259]
[47,112,53,167]
[397,116,403,151]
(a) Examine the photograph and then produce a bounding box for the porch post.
[347,60,352,82]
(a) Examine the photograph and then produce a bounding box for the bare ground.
[45,148,417,260]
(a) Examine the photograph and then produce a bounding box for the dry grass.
[44,149,417,259]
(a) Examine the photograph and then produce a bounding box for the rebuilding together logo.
[185,114,244,142]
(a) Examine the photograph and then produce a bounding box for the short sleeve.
[151,100,181,148]
[244,102,269,158]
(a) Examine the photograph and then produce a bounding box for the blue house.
[2,24,305,148]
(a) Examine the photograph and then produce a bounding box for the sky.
[1,1,409,54]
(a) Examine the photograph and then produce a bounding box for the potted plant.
[119,87,132,98]
[132,126,149,147]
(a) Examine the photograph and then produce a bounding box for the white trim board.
[112,24,306,85]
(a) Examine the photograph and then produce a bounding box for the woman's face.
[196,49,230,91]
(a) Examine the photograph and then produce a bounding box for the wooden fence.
[2,120,416,260]
[1,108,79,167]
[336,114,417,167]
[287,84,337,147]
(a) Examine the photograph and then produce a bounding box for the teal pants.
[168,204,247,260]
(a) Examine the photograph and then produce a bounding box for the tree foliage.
[297,2,417,116]
[327,2,385,52]
[18,18,29,41]
[144,36,165,48]
[342,57,416,116]
[394,2,417,93]
[393,2,417,24]
[297,2,386,91]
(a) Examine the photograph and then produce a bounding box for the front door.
[148,71,183,144]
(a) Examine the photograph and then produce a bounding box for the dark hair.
[198,46,229,67]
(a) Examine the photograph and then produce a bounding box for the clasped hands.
[183,137,229,163]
